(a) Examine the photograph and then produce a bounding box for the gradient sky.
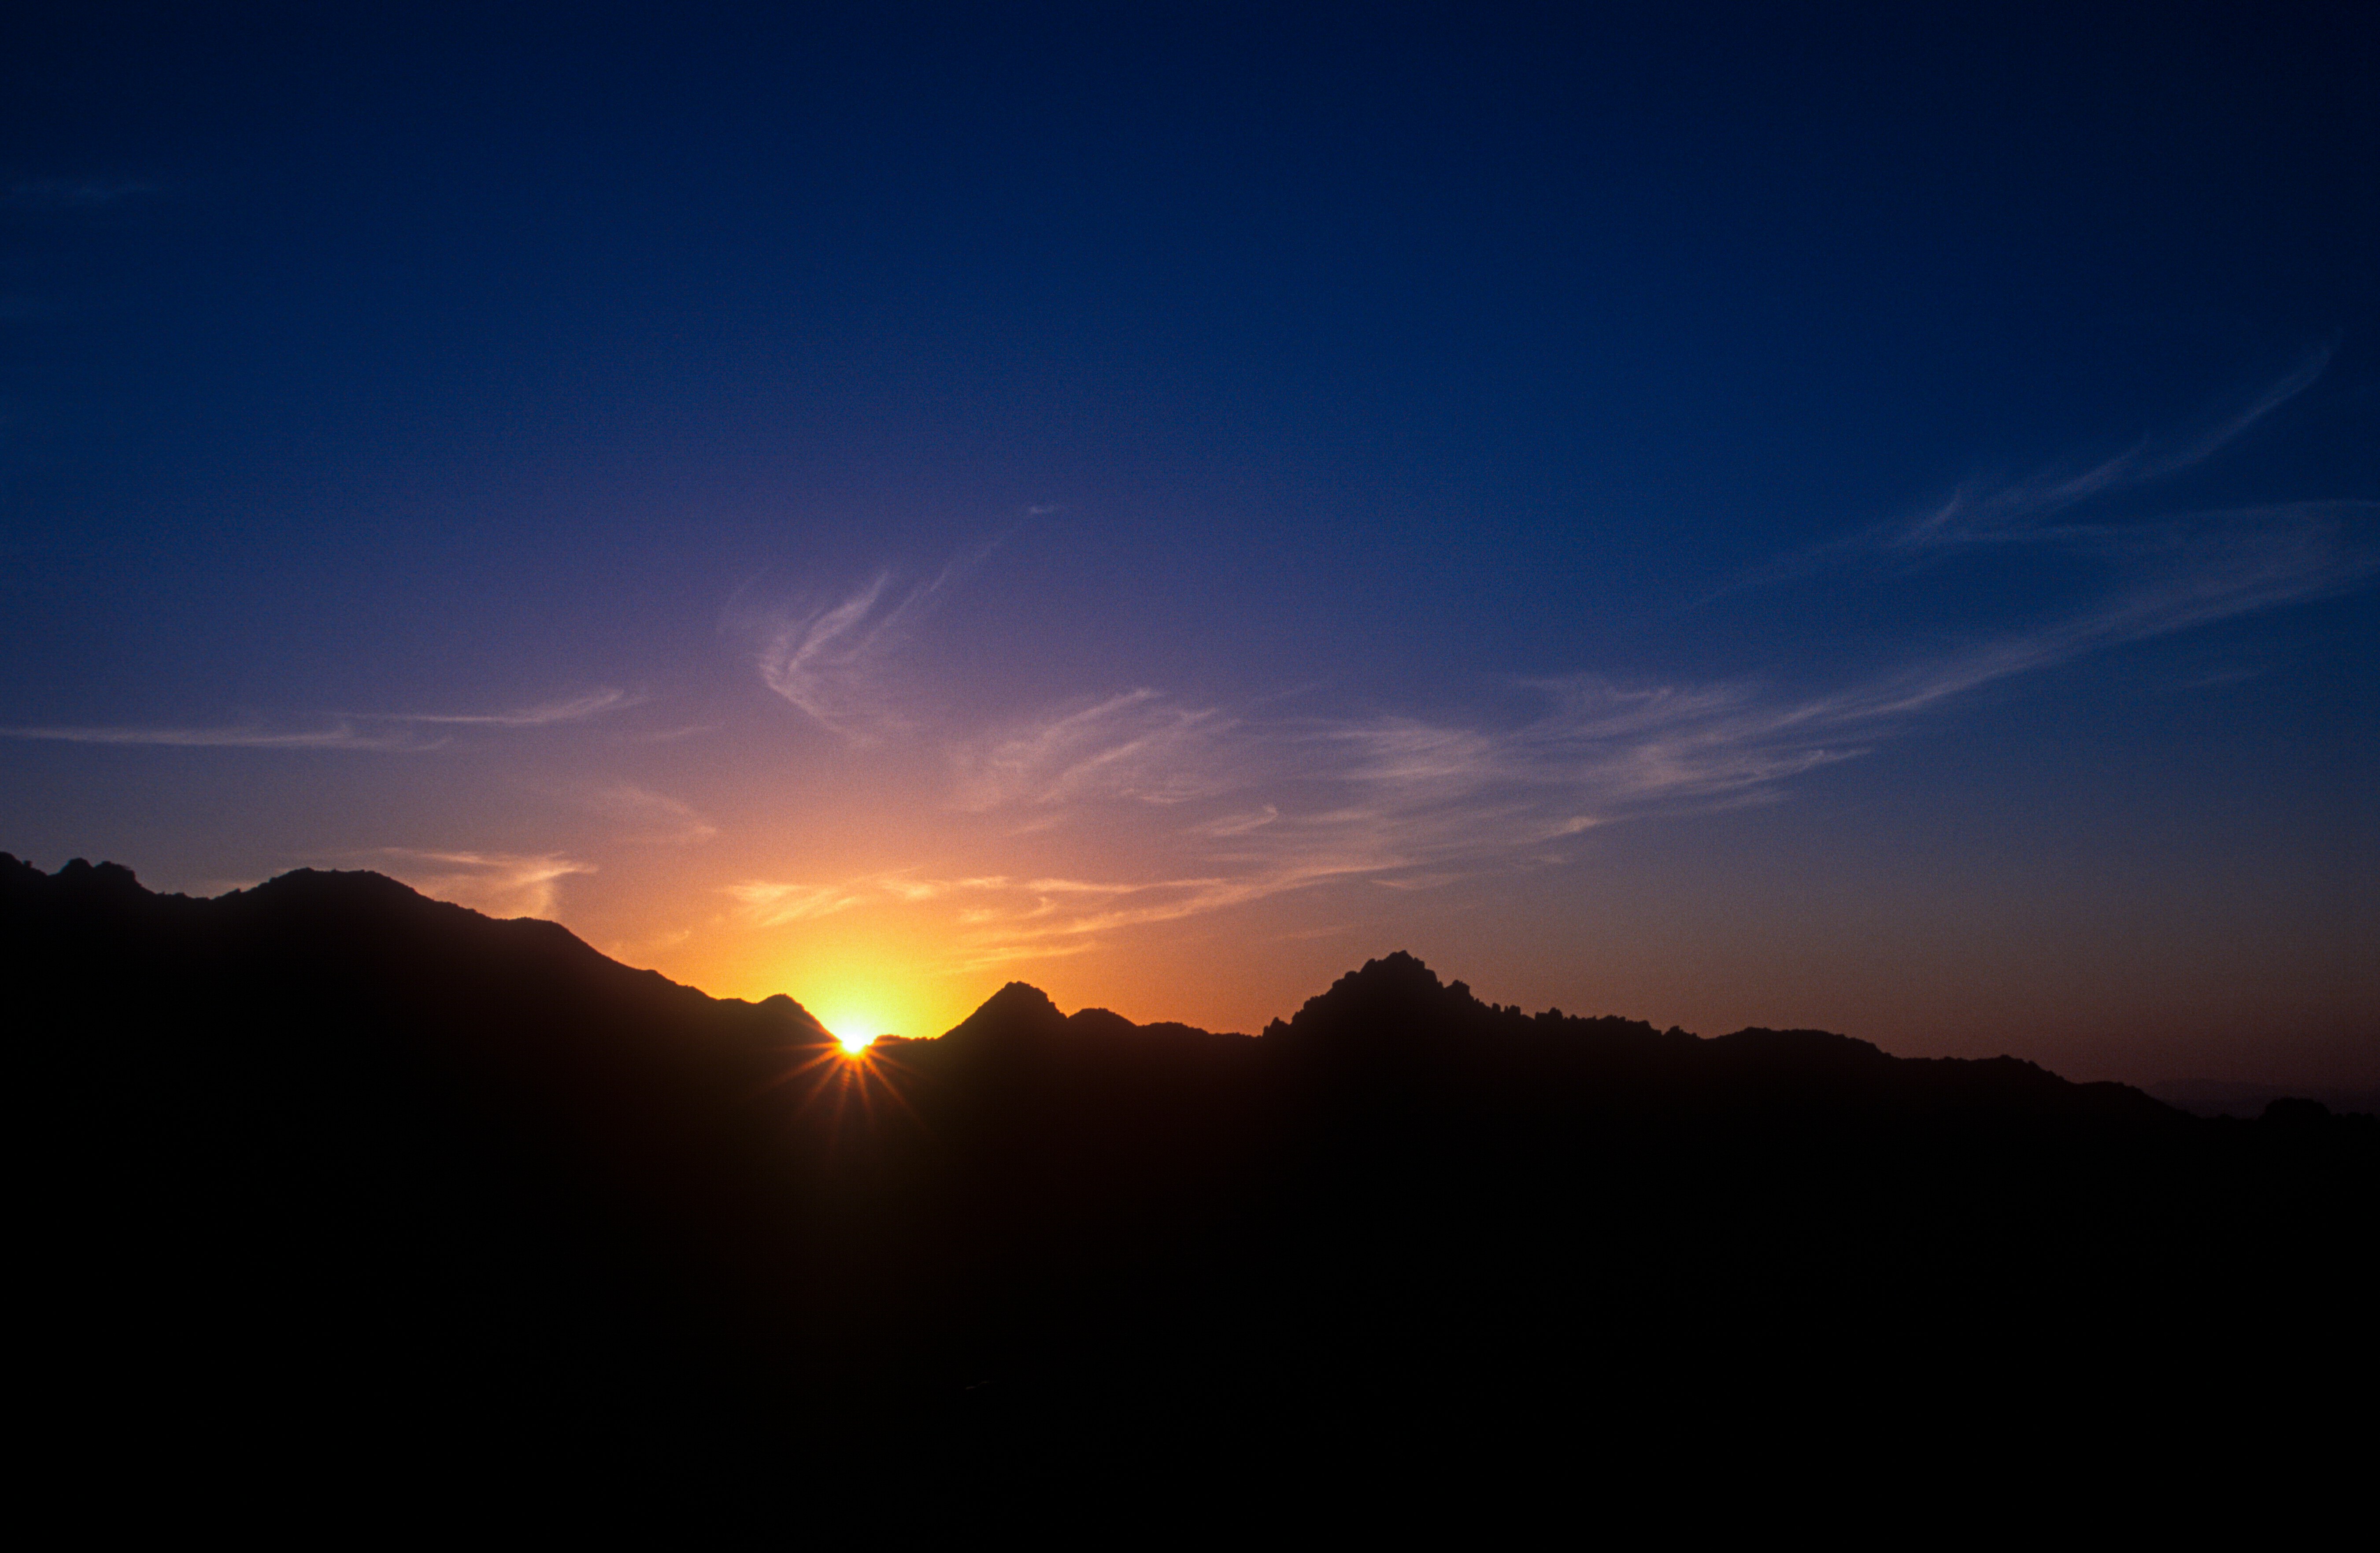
[5,4,2375,1084]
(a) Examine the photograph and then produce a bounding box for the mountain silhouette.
[8,856,2372,1487]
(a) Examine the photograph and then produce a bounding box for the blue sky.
[4,4,2374,1082]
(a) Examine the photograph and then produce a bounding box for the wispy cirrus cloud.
[748,362,2376,972]
[736,550,990,741]
[1903,350,2330,545]
[359,688,636,727]
[0,687,634,751]
[1729,350,2336,594]
[0,720,431,750]
[566,781,718,843]
[727,870,1010,927]
[375,849,593,919]
[955,689,1242,808]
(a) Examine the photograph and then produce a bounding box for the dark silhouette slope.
[8,857,2373,1473]
[8,857,854,1449]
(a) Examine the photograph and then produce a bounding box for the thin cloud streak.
[0,688,635,751]
[1895,351,2331,550]
[728,381,2374,973]
[0,722,432,750]
[362,688,636,726]
[569,781,718,843]
[740,548,992,741]
[885,505,2374,971]
[377,850,593,919]
[728,871,1013,927]
[1723,353,2335,595]
[955,690,1242,808]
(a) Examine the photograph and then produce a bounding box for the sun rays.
[762,1022,927,1144]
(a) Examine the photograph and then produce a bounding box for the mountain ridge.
[6,853,2372,1476]
[12,856,2348,1128]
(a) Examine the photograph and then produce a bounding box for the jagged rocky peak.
[7,854,148,904]
[1264,949,1483,1042]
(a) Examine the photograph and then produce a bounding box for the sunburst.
[760,1017,926,1141]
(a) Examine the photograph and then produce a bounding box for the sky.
[4,4,2375,1085]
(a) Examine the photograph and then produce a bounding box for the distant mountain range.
[2147,1075,2380,1118]
[7,854,2372,1487]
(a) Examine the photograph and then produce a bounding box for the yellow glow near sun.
[816,1005,885,1056]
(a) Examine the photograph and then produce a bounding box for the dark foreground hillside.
[7,856,2373,1494]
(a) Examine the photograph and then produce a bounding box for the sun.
[817,1007,884,1056]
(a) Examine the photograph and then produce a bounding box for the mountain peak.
[945,980,1068,1043]
[1264,950,1481,1043]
